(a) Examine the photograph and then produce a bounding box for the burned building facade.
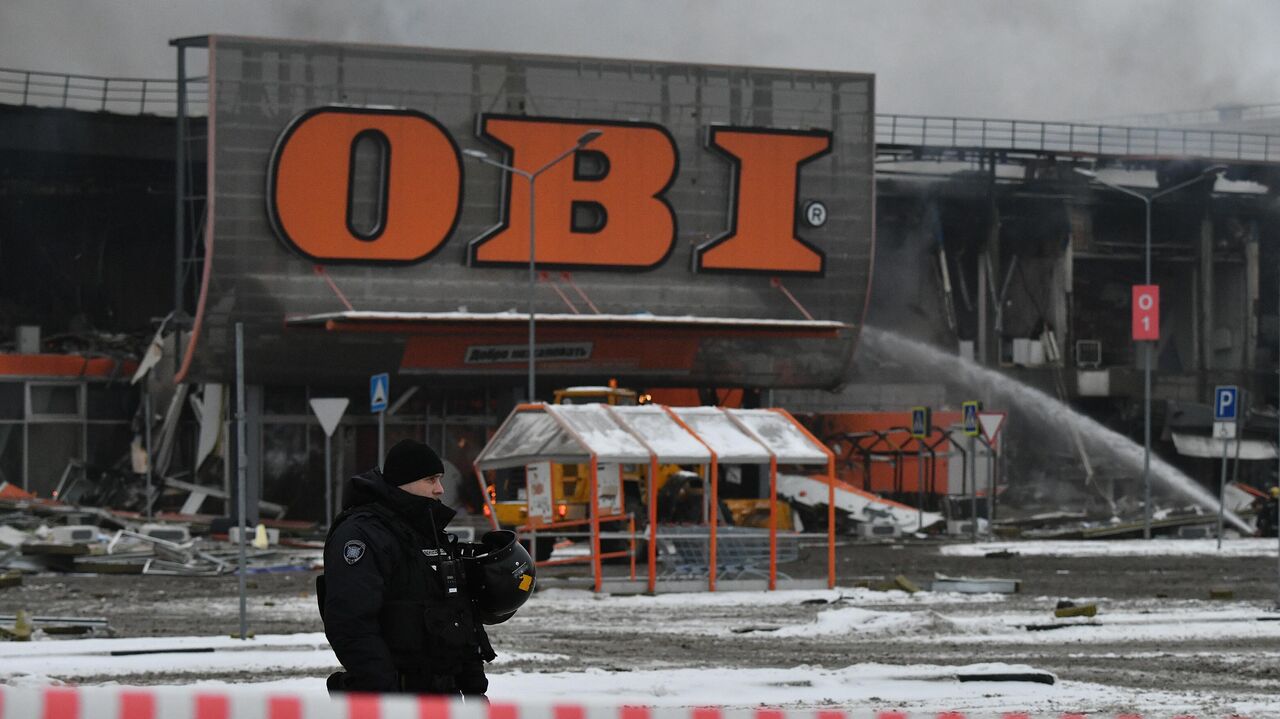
[2,41,1280,520]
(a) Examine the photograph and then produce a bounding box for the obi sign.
[267,108,832,275]
[1132,285,1159,341]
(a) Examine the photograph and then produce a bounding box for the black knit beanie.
[382,439,445,486]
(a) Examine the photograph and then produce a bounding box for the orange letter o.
[269,107,462,264]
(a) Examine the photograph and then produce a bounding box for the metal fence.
[876,113,1280,164]
[0,67,207,116]
[4,64,1280,165]
[1093,102,1280,132]
[656,526,801,581]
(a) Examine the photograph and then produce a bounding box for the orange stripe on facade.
[0,354,137,379]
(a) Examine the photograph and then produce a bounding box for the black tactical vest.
[323,503,495,674]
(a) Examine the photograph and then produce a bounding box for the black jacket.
[321,470,491,692]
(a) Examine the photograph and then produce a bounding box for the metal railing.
[876,113,1280,164]
[1091,102,1280,131]
[2,65,1278,164]
[0,67,207,116]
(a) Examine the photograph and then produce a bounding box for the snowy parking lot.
[2,539,1278,716]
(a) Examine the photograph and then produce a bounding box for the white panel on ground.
[777,473,943,533]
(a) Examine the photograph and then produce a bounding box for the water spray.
[861,326,1252,534]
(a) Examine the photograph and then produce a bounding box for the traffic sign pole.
[917,442,924,533]
[378,411,386,470]
[370,373,390,470]
[910,407,932,533]
[961,401,981,542]
[1213,385,1240,551]
[309,398,349,527]
[325,433,333,525]
[1134,285,1159,541]
[1218,437,1229,551]
[969,433,978,542]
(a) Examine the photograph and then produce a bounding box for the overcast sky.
[1,0,1277,121]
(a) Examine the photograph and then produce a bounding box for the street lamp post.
[1075,165,1226,539]
[464,129,603,401]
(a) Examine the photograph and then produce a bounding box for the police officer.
[321,439,494,697]
[1258,486,1280,538]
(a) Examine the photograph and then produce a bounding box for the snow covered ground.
[2,588,1278,715]
[2,539,1278,716]
[941,538,1280,558]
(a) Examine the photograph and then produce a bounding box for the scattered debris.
[0,476,320,579]
[893,574,921,593]
[984,549,1019,559]
[0,610,33,641]
[930,574,1021,594]
[1023,622,1102,631]
[730,625,782,634]
[1054,601,1098,619]
[956,670,1055,685]
[108,647,214,657]
[0,614,111,637]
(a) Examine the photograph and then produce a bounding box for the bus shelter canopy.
[668,407,830,465]
[727,409,831,465]
[475,404,825,470]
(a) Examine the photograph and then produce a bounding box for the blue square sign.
[370,373,389,413]
[1213,385,1239,422]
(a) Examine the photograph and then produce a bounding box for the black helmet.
[467,530,536,622]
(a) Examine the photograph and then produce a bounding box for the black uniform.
[1258,495,1279,538]
[320,470,494,696]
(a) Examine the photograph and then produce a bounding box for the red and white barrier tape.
[0,685,1209,719]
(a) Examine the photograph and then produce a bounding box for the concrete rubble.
[0,480,323,582]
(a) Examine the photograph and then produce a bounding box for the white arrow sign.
[309,398,350,437]
[978,412,1006,442]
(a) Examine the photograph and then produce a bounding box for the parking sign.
[1213,385,1239,422]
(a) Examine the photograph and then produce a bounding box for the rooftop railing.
[876,113,1280,164]
[3,66,1279,165]
[0,67,208,116]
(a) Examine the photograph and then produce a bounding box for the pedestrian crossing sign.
[910,407,931,439]
[962,400,982,437]
[370,373,389,413]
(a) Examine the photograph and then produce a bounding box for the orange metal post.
[601,404,660,593]
[658,406,718,592]
[827,455,836,588]
[590,456,602,593]
[628,513,636,581]
[648,456,659,593]
[706,455,716,591]
[768,407,838,589]
[768,454,778,591]
[474,467,501,530]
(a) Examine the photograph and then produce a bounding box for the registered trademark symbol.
[803,200,827,227]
